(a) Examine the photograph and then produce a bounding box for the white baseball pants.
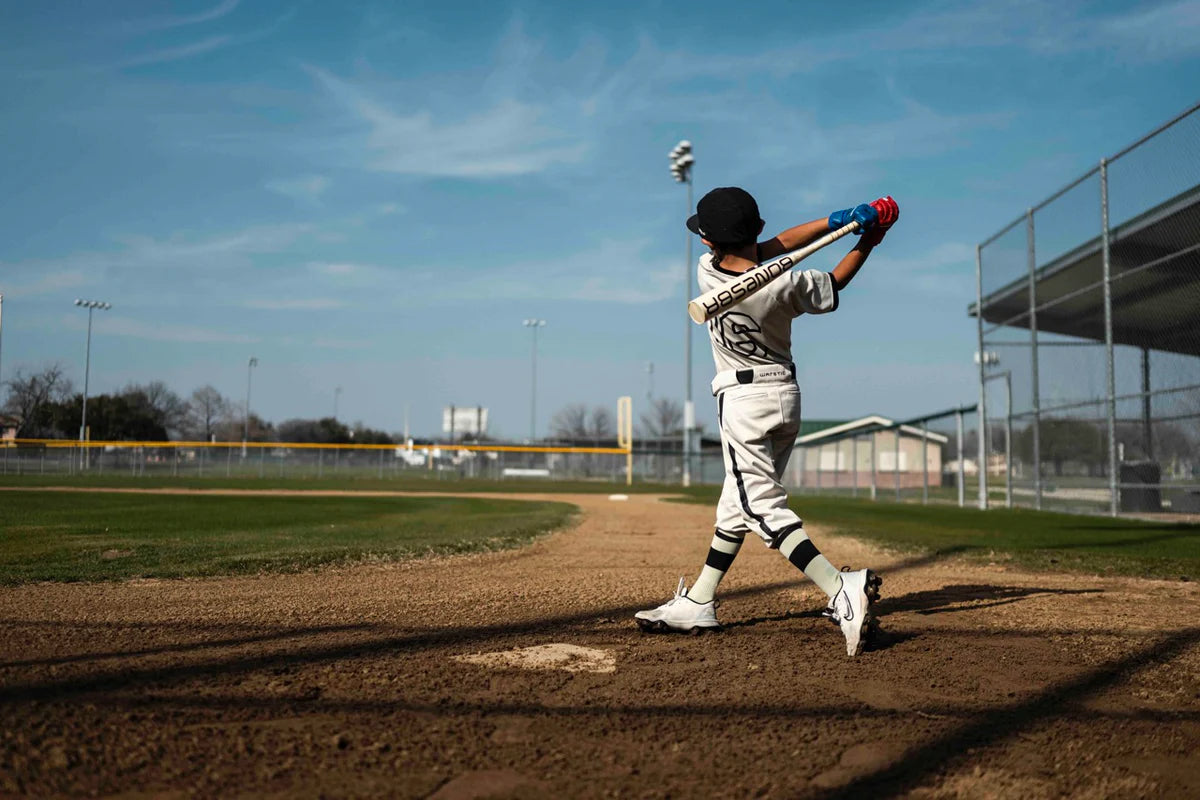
[715,381,805,546]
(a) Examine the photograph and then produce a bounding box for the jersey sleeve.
[785,269,839,316]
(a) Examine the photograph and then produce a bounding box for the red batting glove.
[861,196,898,246]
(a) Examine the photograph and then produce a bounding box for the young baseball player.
[635,187,898,657]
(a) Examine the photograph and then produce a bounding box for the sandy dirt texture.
[1,491,1198,799]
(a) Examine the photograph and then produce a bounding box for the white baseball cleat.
[823,568,882,657]
[634,577,721,634]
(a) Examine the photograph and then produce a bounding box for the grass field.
[674,488,1200,580]
[0,491,575,585]
[0,473,667,494]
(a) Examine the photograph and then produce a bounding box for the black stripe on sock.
[787,538,821,572]
[705,547,736,573]
[768,521,805,550]
[714,528,745,544]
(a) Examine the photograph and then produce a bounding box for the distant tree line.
[1,364,394,444]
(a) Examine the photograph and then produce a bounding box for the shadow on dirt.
[877,584,1102,617]
[0,545,978,704]
[820,625,1200,798]
[1042,527,1200,551]
[0,623,374,669]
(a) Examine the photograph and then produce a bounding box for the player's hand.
[861,196,899,247]
[828,203,879,234]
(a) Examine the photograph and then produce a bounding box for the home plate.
[608,494,629,501]
[453,643,616,673]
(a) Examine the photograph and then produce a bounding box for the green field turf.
[0,492,575,585]
[0,473,669,494]
[673,489,1200,580]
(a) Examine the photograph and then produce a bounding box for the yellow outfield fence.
[0,397,726,485]
[1,437,639,484]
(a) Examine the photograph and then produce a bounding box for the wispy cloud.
[869,241,977,299]
[1,269,92,299]
[60,314,259,345]
[116,0,241,34]
[242,297,346,311]
[117,35,235,68]
[111,6,293,71]
[304,65,585,178]
[1093,0,1200,59]
[265,175,330,205]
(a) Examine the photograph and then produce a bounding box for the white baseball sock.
[777,527,841,598]
[688,529,744,604]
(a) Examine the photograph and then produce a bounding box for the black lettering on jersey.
[710,312,767,358]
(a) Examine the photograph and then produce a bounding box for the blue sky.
[3,0,1199,439]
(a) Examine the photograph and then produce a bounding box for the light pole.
[669,139,695,486]
[243,356,258,457]
[646,361,654,401]
[0,293,5,398]
[74,299,111,467]
[334,386,342,420]
[523,319,546,441]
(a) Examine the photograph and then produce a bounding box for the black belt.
[734,363,796,385]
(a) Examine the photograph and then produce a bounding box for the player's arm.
[829,242,872,290]
[758,219,829,261]
[829,196,899,291]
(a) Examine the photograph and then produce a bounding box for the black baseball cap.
[686,187,762,245]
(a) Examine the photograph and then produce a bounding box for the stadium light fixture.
[73,298,112,469]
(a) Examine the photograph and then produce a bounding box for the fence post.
[1100,157,1119,517]
[870,433,877,501]
[976,243,989,510]
[852,436,858,498]
[894,426,901,502]
[1005,374,1013,509]
[226,446,232,478]
[816,445,823,492]
[259,446,265,478]
[1027,208,1042,510]
[956,409,965,507]
[922,420,929,505]
[378,448,384,479]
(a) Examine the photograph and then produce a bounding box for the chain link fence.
[0,439,737,486]
[975,101,1200,516]
[784,406,981,507]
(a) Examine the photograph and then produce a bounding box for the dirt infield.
[2,492,1198,798]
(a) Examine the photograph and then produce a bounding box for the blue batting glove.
[828,203,879,233]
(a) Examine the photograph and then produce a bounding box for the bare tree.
[185,385,231,441]
[1,364,74,437]
[550,403,589,440]
[639,397,683,438]
[587,406,615,440]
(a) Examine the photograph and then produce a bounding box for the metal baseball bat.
[687,221,860,323]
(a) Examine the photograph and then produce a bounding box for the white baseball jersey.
[697,253,839,375]
[698,247,847,597]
